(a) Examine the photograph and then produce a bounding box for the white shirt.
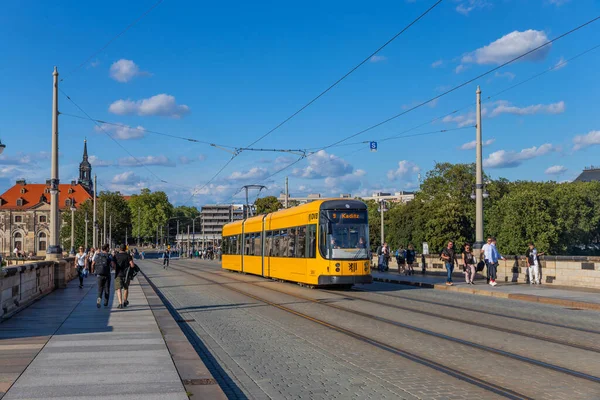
[76,252,87,267]
[14,247,19,255]
[482,243,493,262]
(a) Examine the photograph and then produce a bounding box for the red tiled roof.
[122,196,132,201]
[0,182,92,210]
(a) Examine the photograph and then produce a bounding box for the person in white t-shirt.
[75,247,87,289]
[526,242,544,285]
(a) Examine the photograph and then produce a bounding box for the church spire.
[78,139,92,194]
[83,139,88,161]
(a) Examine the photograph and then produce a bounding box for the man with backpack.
[114,244,135,309]
[163,249,170,269]
[92,244,114,308]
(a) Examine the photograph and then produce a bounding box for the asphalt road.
[139,258,600,400]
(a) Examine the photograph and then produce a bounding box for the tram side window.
[296,226,306,258]
[265,231,272,256]
[253,233,262,256]
[279,229,289,257]
[222,237,229,254]
[235,235,241,255]
[245,233,252,256]
[288,228,297,258]
[307,225,316,258]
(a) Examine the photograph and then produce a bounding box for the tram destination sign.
[329,211,367,223]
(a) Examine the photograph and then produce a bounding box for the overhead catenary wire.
[61,0,165,82]
[59,88,194,191]
[183,0,444,205]
[235,14,600,188]
[245,0,444,148]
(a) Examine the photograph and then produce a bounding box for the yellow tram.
[221,199,372,287]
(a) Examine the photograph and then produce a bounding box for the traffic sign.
[369,141,377,152]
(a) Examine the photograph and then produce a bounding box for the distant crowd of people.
[374,238,544,288]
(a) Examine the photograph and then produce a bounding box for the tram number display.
[348,262,358,272]
[328,211,367,223]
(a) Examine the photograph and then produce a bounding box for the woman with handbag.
[462,244,476,285]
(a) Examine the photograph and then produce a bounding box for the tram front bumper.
[317,275,373,285]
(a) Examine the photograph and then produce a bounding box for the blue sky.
[1,0,599,206]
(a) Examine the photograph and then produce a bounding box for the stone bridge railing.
[1,257,77,320]
[376,254,600,288]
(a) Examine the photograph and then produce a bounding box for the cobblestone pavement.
[140,259,600,400]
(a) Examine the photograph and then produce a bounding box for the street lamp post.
[84,212,89,249]
[69,205,76,255]
[378,199,388,246]
[46,66,62,260]
[474,86,485,251]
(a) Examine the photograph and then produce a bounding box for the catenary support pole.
[285,177,289,208]
[47,67,62,260]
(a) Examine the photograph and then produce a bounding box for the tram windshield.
[320,210,370,260]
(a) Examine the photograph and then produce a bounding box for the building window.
[38,232,47,252]
[20,188,26,194]
[15,216,22,223]
[14,232,22,252]
[16,199,23,207]
[39,215,47,223]
[65,199,71,207]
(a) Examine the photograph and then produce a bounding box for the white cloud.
[227,167,270,181]
[90,60,100,68]
[554,56,567,70]
[431,60,443,68]
[489,101,565,117]
[323,170,366,194]
[459,138,495,150]
[456,0,489,15]
[443,101,564,128]
[118,155,175,167]
[292,150,353,179]
[573,130,600,151]
[387,160,420,181]
[483,143,555,168]
[109,59,150,83]
[94,123,145,140]
[545,165,567,175]
[108,94,190,118]
[370,55,387,63]
[88,155,113,167]
[494,71,515,80]
[112,171,141,185]
[178,155,206,165]
[460,30,551,69]
[455,64,467,74]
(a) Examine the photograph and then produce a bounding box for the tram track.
[174,262,600,383]
[352,285,600,336]
[149,260,532,400]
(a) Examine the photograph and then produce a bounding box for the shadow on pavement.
[142,272,249,400]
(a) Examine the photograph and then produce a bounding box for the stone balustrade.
[0,257,77,319]
[377,254,600,289]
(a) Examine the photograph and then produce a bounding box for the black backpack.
[126,264,140,282]
[94,253,110,276]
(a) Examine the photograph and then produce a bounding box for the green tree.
[128,189,173,243]
[60,199,93,251]
[255,196,282,215]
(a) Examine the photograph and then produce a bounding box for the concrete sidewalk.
[0,274,188,399]
[371,269,600,311]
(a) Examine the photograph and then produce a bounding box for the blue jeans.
[445,262,454,282]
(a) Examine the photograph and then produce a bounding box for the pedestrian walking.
[481,237,493,284]
[406,244,416,275]
[462,243,476,285]
[114,244,134,309]
[75,246,87,289]
[525,242,543,285]
[163,249,170,269]
[440,241,457,286]
[488,238,506,287]
[92,244,113,308]
[395,246,406,274]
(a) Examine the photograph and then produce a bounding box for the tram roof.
[224,198,367,230]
